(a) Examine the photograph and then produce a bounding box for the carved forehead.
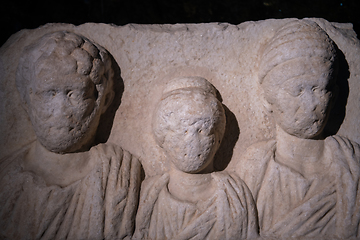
[162,76,217,96]
[264,57,335,87]
[35,53,78,77]
[33,73,92,93]
[259,20,337,85]
[158,90,222,123]
[156,76,223,123]
[153,89,226,146]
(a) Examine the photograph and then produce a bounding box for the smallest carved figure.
[133,77,258,240]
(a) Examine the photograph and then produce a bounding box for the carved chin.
[38,133,81,153]
[29,107,100,153]
[35,123,96,153]
[172,150,213,173]
[285,118,325,139]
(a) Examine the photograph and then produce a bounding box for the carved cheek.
[314,97,330,120]
[31,103,52,121]
[275,91,294,112]
[273,99,294,121]
[163,133,184,159]
[29,94,58,122]
[75,98,96,120]
[188,135,213,161]
[167,133,209,172]
[273,96,304,132]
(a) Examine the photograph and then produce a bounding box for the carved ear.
[101,90,115,114]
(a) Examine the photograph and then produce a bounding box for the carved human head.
[258,20,338,139]
[153,77,226,173]
[16,31,115,153]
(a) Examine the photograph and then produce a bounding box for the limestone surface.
[0,30,142,239]
[134,77,258,239]
[0,18,360,239]
[236,19,360,239]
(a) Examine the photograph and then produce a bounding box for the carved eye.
[286,87,303,97]
[45,90,56,98]
[312,86,324,94]
[67,90,74,98]
[297,87,304,96]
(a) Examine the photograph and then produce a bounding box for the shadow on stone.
[323,46,349,137]
[95,55,124,145]
[214,104,239,171]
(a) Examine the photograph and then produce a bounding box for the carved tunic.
[237,135,360,239]
[0,143,141,240]
[134,171,258,240]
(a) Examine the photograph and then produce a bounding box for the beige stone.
[1,18,360,175]
[134,76,258,239]
[0,18,360,239]
[236,19,360,239]
[0,31,141,239]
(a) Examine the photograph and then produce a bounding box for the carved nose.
[303,91,319,112]
[53,97,72,118]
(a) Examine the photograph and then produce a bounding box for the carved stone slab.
[1,18,360,239]
[1,19,359,177]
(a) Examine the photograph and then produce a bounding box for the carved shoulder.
[235,139,276,199]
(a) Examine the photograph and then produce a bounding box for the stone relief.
[1,18,360,240]
[0,31,142,239]
[236,20,360,239]
[134,77,258,239]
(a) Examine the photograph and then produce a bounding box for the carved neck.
[167,166,215,203]
[275,125,330,178]
[23,141,96,187]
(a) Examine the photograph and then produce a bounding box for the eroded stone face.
[0,31,141,240]
[152,78,225,173]
[259,20,338,140]
[15,31,114,153]
[237,19,360,239]
[28,70,99,153]
[134,77,259,240]
[267,58,335,139]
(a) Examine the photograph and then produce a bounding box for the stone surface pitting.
[0,18,359,239]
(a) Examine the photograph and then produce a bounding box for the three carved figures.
[1,19,360,239]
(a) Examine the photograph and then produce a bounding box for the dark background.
[1,0,360,46]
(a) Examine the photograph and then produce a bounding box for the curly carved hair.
[16,31,114,106]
